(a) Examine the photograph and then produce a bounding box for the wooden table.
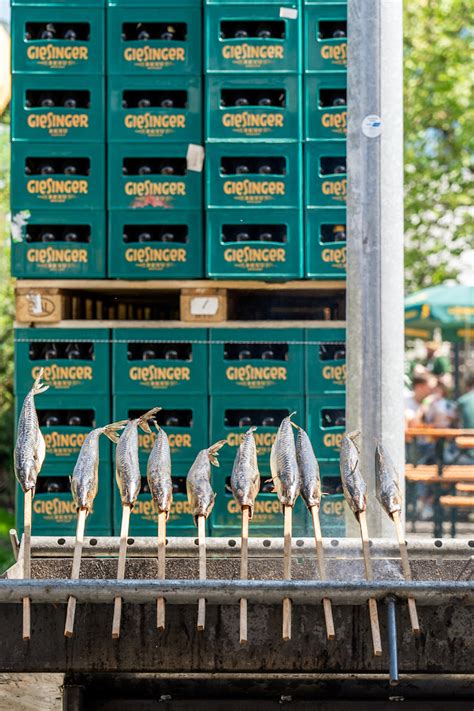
[405,428,474,537]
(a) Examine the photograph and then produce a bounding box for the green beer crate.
[319,494,345,536]
[305,207,346,279]
[12,74,104,143]
[108,75,202,144]
[107,7,202,76]
[206,74,301,142]
[108,210,203,279]
[112,327,208,396]
[306,393,345,460]
[305,140,346,207]
[108,143,202,211]
[108,0,201,7]
[305,327,346,395]
[210,459,308,537]
[113,395,208,463]
[11,208,106,278]
[205,142,301,209]
[209,328,304,395]
[113,465,199,537]
[13,0,104,5]
[210,395,305,463]
[11,142,105,211]
[206,208,303,280]
[15,394,111,467]
[304,73,346,140]
[304,3,347,73]
[12,6,105,75]
[14,327,110,397]
[205,3,301,74]
[15,463,112,537]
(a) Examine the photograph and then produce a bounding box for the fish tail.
[288,411,297,420]
[102,420,128,443]
[246,426,258,434]
[208,439,227,467]
[289,420,301,431]
[138,407,162,433]
[31,368,49,396]
[347,430,361,451]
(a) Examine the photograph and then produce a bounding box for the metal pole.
[386,596,399,685]
[347,0,405,536]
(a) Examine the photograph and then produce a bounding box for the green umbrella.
[405,285,474,342]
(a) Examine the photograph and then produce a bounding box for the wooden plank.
[14,319,347,330]
[358,511,382,657]
[180,289,228,323]
[239,506,250,646]
[112,505,131,640]
[16,289,63,324]
[156,510,166,632]
[64,508,87,638]
[15,278,347,292]
[282,506,292,642]
[310,506,335,641]
[22,490,32,641]
[392,511,420,636]
[197,515,206,632]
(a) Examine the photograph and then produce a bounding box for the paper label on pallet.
[190,297,219,316]
[28,293,44,316]
[279,7,298,19]
[186,144,205,173]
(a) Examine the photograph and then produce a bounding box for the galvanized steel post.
[346,0,405,536]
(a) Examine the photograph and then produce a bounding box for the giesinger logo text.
[133,499,192,519]
[322,247,346,266]
[322,178,346,201]
[44,432,86,451]
[320,43,347,66]
[32,364,93,383]
[321,111,347,133]
[123,47,185,66]
[27,179,88,202]
[124,113,186,132]
[125,247,187,268]
[223,112,284,131]
[323,433,343,449]
[129,365,191,384]
[33,497,76,521]
[227,499,281,516]
[226,432,276,450]
[27,114,89,134]
[224,247,286,265]
[226,365,287,385]
[27,247,88,265]
[322,364,346,383]
[27,45,88,63]
[124,181,186,197]
[139,432,191,451]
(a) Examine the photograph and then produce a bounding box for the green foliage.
[404,0,474,292]
[0,118,14,514]
[0,508,15,574]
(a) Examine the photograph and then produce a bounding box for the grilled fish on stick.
[187,440,226,522]
[231,426,260,517]
[14,369,49,495]
[339,430,367,514]
[71,421,127,512]
[116,407,161,506]
[292,422,321,510]
[375,442,402,515]
[270,412,300,508]
[147,424,173,517]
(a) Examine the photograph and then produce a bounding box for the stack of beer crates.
[204,0,303,280]
[106,0,205,279]
[14,327,112,535]
[10,0,106,279]
[304,0,347,279]
[111,328,209,535]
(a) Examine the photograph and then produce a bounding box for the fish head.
[19,459,38,493]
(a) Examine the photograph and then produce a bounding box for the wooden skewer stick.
[112,504,131,639]
[282,505,292,642]
[22,489,32,641]
[239,506,250,645]
[64,507,87,638]
[310,506,335,640]
[392,510,420,635]
[358,510,382,656]
[197,515,207,631]
[157,510,167,631]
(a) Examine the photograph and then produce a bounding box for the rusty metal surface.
[0,602,472,674]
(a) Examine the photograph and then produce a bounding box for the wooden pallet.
[15,279,346,325]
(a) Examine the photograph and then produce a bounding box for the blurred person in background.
[426,375,456,429]
[404,372,436,427]
[454,373,474,463]
[409,340,452,381]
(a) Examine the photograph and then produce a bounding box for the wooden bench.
[439,495,474,509]
[455,483,474,493]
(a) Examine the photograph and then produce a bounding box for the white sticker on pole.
[186,144,205,172]
[362,115,382,138]
[280,7,298,19]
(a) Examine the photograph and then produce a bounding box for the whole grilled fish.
[375,442,402,516]
[339,431,367,514]
[187,440,226,523]
[292,423,321,510]
[230,426,260,518]
[14,369,49,495]
[270,412,300,508]
[147,424,173,518]
[116,407,161,507]
[71,421,127,513]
